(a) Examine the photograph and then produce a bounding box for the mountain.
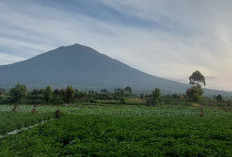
[0,44,231,96]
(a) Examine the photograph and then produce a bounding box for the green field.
[0,111,53,135]
[0,104,231,156]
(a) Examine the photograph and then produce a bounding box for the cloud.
[0,52,25,65]
[0,0,231,91]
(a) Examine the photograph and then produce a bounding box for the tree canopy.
[65,86,75,103]
[10,83,27,103]
[216,94,223,102]
[152,88,161,105]
[43,86,53,103]
[189,70,206,88]
[187,70,206,103]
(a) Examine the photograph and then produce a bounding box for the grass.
[0,104,231,156]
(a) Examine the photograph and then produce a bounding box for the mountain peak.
[0,42,188,93]
[69,43,84,48]
[66,43,91,49]
[73,43,83,46]
[55,43,100,56]
[56,43,85,49]
[0,44,230,97]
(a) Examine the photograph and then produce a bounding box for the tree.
[140,93,145,99]
[31,89,43,96]
[27,89,44,104]
[75,90,88,100]
[124,86,132,96]
[152,88,161,105]
[172,93,178,99]
[53,89,61,98]
[88,90,97,99]
[43,86,53,103]
[0,88,5,101]
[100,89,110,100]
[0,88,6,96]
[119,97,126,104]
[10,83,27,103]
[114,88,124,99]
[101,89,109,93]
[216,94,223,102]
[146,88,161,106]
[52,89,65,105]
[189,70,206,88]
[65,86,75,103]
[187,70,205,103]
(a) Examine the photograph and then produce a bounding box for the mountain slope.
[0,44,230,96]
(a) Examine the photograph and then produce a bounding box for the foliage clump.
[189,70,206,87]
[186,86,203,103]
[216,94,223,102]
[119,97,126,104]
[146,88,161,106]
[64,86,75,103]
[9,83,27,103]
[43,86,53,103]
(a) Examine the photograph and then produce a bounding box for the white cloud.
[0,52,25,65]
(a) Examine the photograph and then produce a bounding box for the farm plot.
[0,105,231,156]
[0,111,54,135]
[1,104,231,117]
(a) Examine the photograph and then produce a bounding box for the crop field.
[0,112,53,135]
[0,104,231,156]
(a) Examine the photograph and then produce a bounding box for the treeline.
[0,84,137,105]
[0,71,231,106]
[0,83,230,106]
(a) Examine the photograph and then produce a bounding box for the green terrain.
[0,104,231,156]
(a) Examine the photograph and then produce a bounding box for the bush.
[52,98,65,105]
[119,97,126,104]
[0,96,13,104]
[216,94,223,102]
[89,98,96,103]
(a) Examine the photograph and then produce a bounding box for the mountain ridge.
[0,44,231,97]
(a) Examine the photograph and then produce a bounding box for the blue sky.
[0,0,232,91]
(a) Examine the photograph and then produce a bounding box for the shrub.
[119,97,126,104]
[52,98,65,105]
[89,98,96,103]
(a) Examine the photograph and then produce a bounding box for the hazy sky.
[0,0,231,91]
